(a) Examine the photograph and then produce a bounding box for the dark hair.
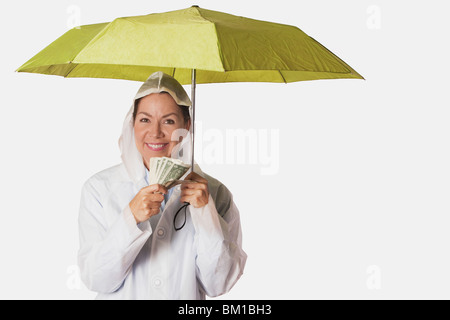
[133,92,191,124]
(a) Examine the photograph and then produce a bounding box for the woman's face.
[134,93,190,169]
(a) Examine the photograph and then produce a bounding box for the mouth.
[146,143,169,152]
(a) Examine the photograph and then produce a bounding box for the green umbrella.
[16,5,364,168]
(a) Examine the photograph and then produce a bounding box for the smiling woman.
[133,92,191,169]
[77,71,247,300]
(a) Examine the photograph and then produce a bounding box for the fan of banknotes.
[148,157,191,188]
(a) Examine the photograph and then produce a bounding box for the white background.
[1,0,449,300]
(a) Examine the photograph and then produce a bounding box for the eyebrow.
[137,112,180,118]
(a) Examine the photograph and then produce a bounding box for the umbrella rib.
[195,7,227,72]
[64,62,78,78]
[278,70,287,83]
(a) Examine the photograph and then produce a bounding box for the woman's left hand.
[180,172,209,208]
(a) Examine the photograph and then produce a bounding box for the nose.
[147,122,164,138]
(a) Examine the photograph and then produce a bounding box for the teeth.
[147,144,166,148]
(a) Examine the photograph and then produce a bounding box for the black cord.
[174,202,189,231]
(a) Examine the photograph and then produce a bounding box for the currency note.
[147,157,191,187]
[161,161,190,186]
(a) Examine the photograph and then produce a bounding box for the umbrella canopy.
[16,6,363,84]
[17,5,364,171]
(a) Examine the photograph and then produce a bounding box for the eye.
[140,118,150,123]
[164,119,175,124]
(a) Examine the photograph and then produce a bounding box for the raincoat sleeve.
[77,178,151,293]
[190,183,247,297]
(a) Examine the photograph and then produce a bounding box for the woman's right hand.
[129,184,168,224]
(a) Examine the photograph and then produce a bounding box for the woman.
[78,72,247,300]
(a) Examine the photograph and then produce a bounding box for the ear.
[185,119,191,131]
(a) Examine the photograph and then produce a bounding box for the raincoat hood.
[118,71,192,186]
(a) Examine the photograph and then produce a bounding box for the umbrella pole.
[190,69,196,173]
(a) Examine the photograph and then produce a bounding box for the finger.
[180,195,208,208]
[143,184,168,195]
[149,194,165,202]
[181,189,208,205]
[180,182,208,191]
[144,201,164,210]
[180,195,193,204]
[181,188,204,197]
[185,172,208,184]
[147,202,163,210]
[142,194,164,203]
[181,186,208,199]
[148,208,160,217]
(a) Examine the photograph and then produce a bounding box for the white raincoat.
[77,72,247,300]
